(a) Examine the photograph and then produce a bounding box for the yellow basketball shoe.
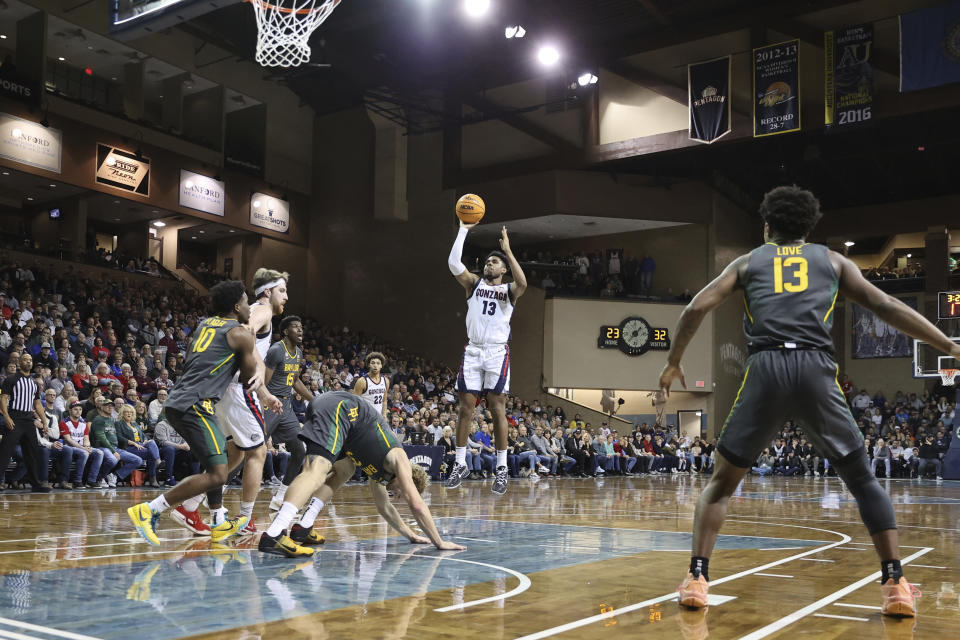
[210,515,249,543]
[290,523,326,545]
[128,503,161,546]
[258,532,315,557]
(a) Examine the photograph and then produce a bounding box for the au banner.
[825,24,873,129]
[688,56,731,144]
[900,1,960,92]
[753,40,800,137]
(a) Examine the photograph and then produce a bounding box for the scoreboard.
[939,291,960,320]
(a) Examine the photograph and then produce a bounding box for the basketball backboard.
[913,337,960,382]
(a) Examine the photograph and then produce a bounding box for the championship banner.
[753,40,801,137]
[825,24,873,129]
[899,0,960,92]
[96,144,150,195]
[688,56,731,144]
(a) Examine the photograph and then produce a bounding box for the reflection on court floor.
[0,519,824,640]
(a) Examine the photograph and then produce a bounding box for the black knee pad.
[834,448,897,534]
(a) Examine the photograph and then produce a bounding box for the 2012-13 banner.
[825,24,873,129]
[753,40,801,137]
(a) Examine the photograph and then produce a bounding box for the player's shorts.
[166,403,227,468]
[718,348,864,468]
[265,397,301,442]
[217,382,265,450]
[456,343,510,395]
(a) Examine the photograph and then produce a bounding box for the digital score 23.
[598,316,671,356]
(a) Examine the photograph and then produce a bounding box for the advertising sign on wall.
[249,192,289,234]
[96,144,150,195]
[179,169,225,216]
[0,113,62,173]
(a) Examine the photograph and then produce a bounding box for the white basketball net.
[939,369,959,386]
[251,0,343,68]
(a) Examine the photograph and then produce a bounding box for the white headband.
[254,278,286,297]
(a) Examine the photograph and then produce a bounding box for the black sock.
[881,559,902,583]
[690,556,710,581]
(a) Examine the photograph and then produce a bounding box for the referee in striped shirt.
[0,353,52,492]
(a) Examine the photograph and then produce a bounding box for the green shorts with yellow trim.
[717,349,863,468]
[166,402,228,468]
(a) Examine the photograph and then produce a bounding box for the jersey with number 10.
[165,316,241,412]
[742,242,838,351]
[466,281,514,346]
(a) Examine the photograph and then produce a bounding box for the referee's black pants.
[0,415,43,488]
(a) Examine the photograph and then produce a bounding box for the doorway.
[677,410,705,440]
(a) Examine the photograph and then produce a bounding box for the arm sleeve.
[447,227,468,276]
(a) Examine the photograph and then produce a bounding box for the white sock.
[240,501,255,519]
[275,484,288,500]
[298,498,325,528]
[149,495,170,514]
[266,502,299,538]
[496,449,507,468]
[181,494,203,512]
[210,507,228,527]
[455,447,467,466]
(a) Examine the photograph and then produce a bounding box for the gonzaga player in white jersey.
[446,222,526,494]
[171,268,285,537]
[353,351,389,418]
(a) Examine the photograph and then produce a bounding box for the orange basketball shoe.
[678,571,709,609]
[881,578,920,617]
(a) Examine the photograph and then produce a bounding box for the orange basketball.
[456,193,485,224]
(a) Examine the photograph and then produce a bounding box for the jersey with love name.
[466,281,514,346]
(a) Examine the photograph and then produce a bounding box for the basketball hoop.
[248,0,344,68]
[938,369,959,386]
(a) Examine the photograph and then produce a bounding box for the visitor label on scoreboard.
[96,143,150,195]
[250,192,289,234]
[753,40,801,137]
[179,169,225,216]
[825,24,873,130]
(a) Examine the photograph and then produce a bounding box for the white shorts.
[217,382,265,450]
[456,343,510,395]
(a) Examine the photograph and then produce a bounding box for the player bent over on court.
[446,221,526,495]
[260,391,465,556]
[660,186,960,617]
[128,281,270,546]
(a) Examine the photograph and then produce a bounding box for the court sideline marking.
[737,546,933,639]
[513,521,851,640]
[0,616,102,640]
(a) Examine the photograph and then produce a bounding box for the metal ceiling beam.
[459,93,581,157]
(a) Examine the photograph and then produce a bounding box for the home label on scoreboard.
[938,291,960,320]
[597,316,671,356]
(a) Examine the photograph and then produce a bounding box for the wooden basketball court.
[0,475,956,639]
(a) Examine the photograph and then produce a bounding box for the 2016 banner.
[753,40,800,137]
[688,56,731,144]
[825,24,873,129]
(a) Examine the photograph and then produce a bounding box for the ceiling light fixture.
[537,45,560,66]
[0,35,7,40]
[577,72,598,86]
[906,253,912,258]
[844,241,855,247]
[58,56,65,61]
[1,171,8,176]
[152,221,166,227]
[505,25,526,39]
[464,0,490,18]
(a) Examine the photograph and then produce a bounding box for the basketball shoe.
[128,502,161,546]
[170,505,211,536]
[239,517,257,536]
[881,578,920,617]
[258,532,314,557]
[290,523,325,545]
[210,516,249,543]
[445,463,469,489]
[677,569,709,609]
[491,466,508,495]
